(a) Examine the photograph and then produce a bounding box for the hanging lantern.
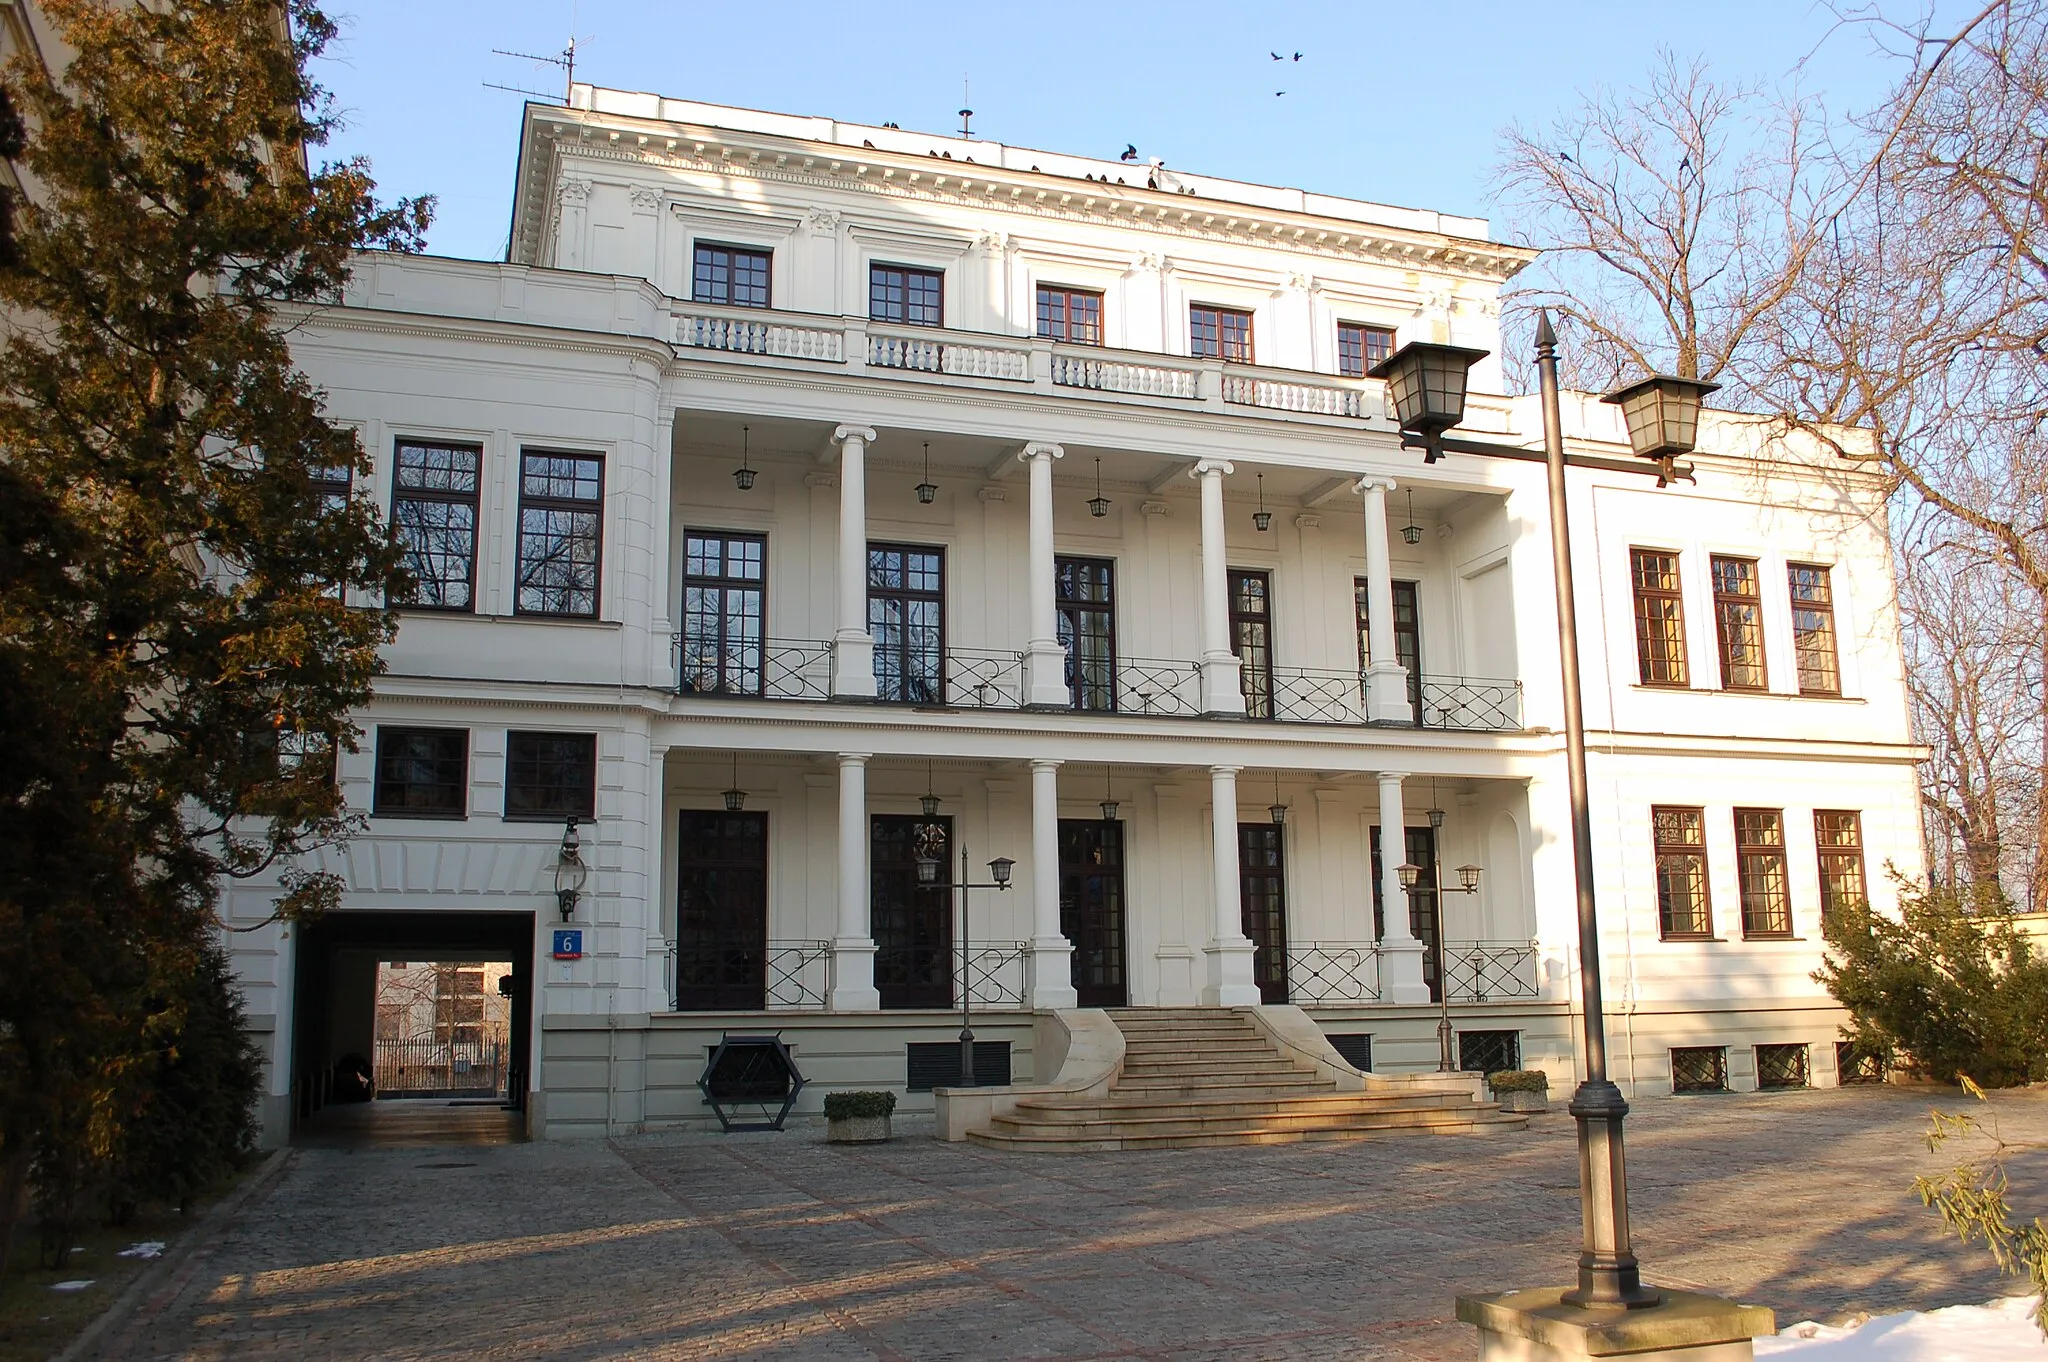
[733,425,757,491]
[916,441,938,505]
[1253,472,1273,533]
[1401,488,1424,546]
[1099,766,1119,822]
[722,752,747,811]
[1089,457,1111,518]
[1269,770,1288,825]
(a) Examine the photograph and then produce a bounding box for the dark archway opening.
[292,911,534,1146]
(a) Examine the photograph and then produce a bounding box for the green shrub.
[823,1090,897,1121]
[1487,1069,1549,1094]
[1817,883,2048,1087]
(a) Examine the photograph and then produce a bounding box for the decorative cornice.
[628,186,662,212]
[513,110,1537,283]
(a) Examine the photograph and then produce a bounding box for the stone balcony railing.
[667,299,1522,431]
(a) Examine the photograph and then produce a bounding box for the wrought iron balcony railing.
[665,939,832,1012]
[1270,667,1371,725]
[1116,656,1204,716]
[943,648,1025,709]
[673,637,831,702]
[1439,940,1540,1003]
[1284,942,1383,1004]
[1418,676,1523,731]
[963,942,1029,1009]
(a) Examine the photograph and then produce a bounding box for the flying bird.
[1293,51,1302,60]
[1275,90,1286,97]
[1121,143,1138,161]
[1270,50,1284,60]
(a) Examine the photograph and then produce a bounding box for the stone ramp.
[965,1007,1523,1151]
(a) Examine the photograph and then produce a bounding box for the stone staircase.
[966,1008,1526,1151]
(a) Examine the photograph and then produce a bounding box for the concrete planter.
[1495,1089,1549,1114]
[827,1114,892,1144]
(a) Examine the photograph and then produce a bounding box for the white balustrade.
[1050,352,1200,398]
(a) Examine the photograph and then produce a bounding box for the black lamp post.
[913,806,1014,1089]
[1372,314,1717,1311]
[1396,808,1481,1073]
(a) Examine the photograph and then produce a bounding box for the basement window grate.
[1671,1046,1729,1093]
[1756,1043,1810,1090]
[1457,1030,1520,1076]
[1325,1033,1373,1072]
[906,1041,1012,1092]
[1835,1041,1888,1086]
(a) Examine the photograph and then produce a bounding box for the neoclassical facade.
[229,86,1922,1141]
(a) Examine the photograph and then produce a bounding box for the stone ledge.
[1456,1287,1773,1360]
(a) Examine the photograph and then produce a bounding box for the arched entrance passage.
[291,910,534,1145]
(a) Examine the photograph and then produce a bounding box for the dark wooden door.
[673,810,768,1010]
[1370,824,1442,1000]
[1239,823,1289,1003]
[872,814,953,1009]
[1059,818,1127,1007]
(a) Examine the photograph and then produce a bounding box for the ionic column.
[1019,443,1071,708]
[831,425,879,698]
[828,752,880,1010]
[1026,758,1076,1009]
[1202,764,1260,1005]
[1192,459,1246,716]
[1356,475,1415,724]
[1376,769,1429,1004]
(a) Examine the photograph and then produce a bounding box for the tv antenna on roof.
[485,32,585,105]
[958,76,973,138]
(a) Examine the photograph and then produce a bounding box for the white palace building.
[231,85,1923,1144]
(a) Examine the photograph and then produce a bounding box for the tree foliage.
[1914,1080,2048,1336]
[1817,884,2048,1086]
[0,0,427,1276]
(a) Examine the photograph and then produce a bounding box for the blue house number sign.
[552,929,583,960]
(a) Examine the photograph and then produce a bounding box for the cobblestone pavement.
[97,1087,2047,1361]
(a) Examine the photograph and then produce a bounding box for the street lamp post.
[1371,317,1759,1346]
[914,802,1014,1090]
[1397,814,1482,1074]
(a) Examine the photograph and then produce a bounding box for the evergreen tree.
[0,0,428,1274]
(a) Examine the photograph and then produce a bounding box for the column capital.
[1029,758,1063,774]
[1191,458,1235,479]
[1018,441,1065,463]
[832,424,878,447]
[837,751,872,767]
[1354,473,1398,495]
[1377,769,1411,782]
[1208,763,1243,777]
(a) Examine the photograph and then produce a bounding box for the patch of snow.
[117,1241,165,1259]
[49,1280,93,1292]
[1755,1295,2045,1358]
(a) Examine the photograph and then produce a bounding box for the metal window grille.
[1836,1041,1888,1085]
[1756,1043,1810,1089]
[373,726,468,817]
[1734,808,1792,938]
[1710,555,1767,690]
[1671,1046,1728,1093]
[1788,563,1841,695]
[1326,1033,1374,1071]
[1629,548,1688,686]
[1457,1030,1521,1076]
[391,440,481,610]
[515,450,604,617]
[504,731,596,820]
[1653,806,1712,938]
[905,1041,1011,1092]
[692,243,771,308]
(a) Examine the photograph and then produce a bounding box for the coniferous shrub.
[1816,883,2048,1087]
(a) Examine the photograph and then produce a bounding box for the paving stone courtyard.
[94,1086,2047,1361]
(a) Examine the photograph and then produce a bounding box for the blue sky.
[314,1,1936,262]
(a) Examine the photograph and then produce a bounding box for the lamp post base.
[1457,1288,1772,1362]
